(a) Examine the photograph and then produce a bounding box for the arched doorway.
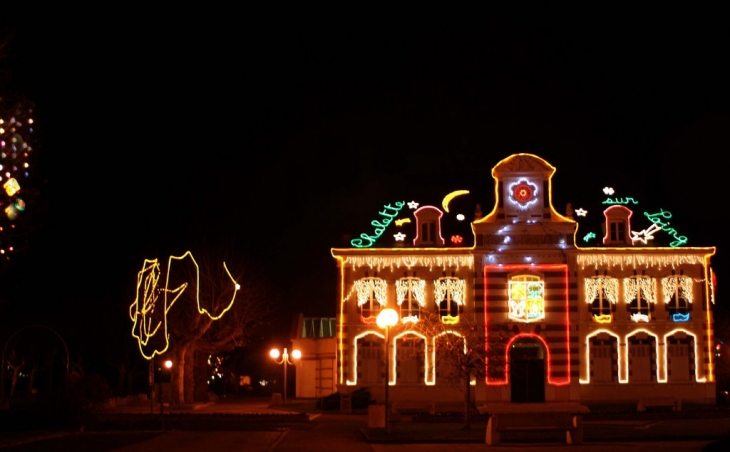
[509,338,545,403]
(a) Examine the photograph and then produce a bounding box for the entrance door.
[509,338,545,403]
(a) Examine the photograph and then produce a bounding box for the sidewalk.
[109,396,730,444]
[3,397,730,450]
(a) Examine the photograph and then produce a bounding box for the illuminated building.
[331,153,717,408]
[291,314,337,398]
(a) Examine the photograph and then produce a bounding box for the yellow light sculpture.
[442,190,469,213]
[129,251,240,360]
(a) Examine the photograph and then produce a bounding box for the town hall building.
[330,153,717,410]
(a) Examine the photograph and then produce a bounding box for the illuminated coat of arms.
[508,179,539,209]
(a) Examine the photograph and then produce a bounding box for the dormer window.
[413,206,445,247]
[421,222,436,243]
[603,205,633,246]
[609,221,625,242]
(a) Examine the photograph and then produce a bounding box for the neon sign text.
[602,197,638,205]
[351,201,406,248]
[644,209,688,247]
[583,232,597,242]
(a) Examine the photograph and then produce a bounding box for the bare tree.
[407,310,490,430]
[131,242,276,408]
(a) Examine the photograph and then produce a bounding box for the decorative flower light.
[508,179,539,209]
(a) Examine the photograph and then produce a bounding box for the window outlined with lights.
[508,273,545,322]
[434,277,465,324]
[396,277,425,324]
[662,275,693,322]
[624,276,657,323]
[355,277,387,323]
[355,333,385,385]
[395,333,426,385]
[585,276,618,323]
[627,331,657,383]
[666,332,695,382]
[589,333,618,383]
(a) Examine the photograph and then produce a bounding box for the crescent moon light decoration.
[441,190,470,213]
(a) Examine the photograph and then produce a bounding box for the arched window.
[509,274,545,322]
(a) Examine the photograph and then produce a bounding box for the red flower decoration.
[512,181,534,204]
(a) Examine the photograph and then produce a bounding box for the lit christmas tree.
[0,98,35,259]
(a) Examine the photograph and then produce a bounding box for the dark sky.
[2,9,730,354]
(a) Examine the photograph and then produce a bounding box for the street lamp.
[269,347,301,405]
[376,308,398,433]
[154,359,172,430]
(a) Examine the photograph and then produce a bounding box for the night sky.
[2,9,729,358]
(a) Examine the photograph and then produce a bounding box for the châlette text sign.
[351,201,406,248]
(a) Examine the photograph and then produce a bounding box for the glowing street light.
[269,347,301,405]
[376,308,398,433]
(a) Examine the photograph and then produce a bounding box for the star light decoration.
[0,100,36,258]
[575,208,588,217]
[407,201,419,209]
[603,187,614,195]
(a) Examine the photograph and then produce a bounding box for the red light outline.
[484,263,570,386]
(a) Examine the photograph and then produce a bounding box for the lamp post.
[376,308,399,433]
[158,359,172,430]
[269,347,301,405]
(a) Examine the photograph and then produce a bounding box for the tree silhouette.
[407,310,494,430]
[130,241,277,407]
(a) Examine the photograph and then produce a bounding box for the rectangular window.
[662,276,692,321]
[509,274,545,322]
[421,222,435,244]
[629,338,654,382]
[355,278,387,322]
[590,342,614,383]
[396,278,425,322]
[434,277,465,323]
[624,276,656,322]
[396,336,424,385]
[357,337,383,385]
[586,276,618,322]
[610,221,625,242]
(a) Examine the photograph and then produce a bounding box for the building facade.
[331,153,717,408]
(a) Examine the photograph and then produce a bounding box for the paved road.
[2,415,727,452]
[2,398,729,451]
